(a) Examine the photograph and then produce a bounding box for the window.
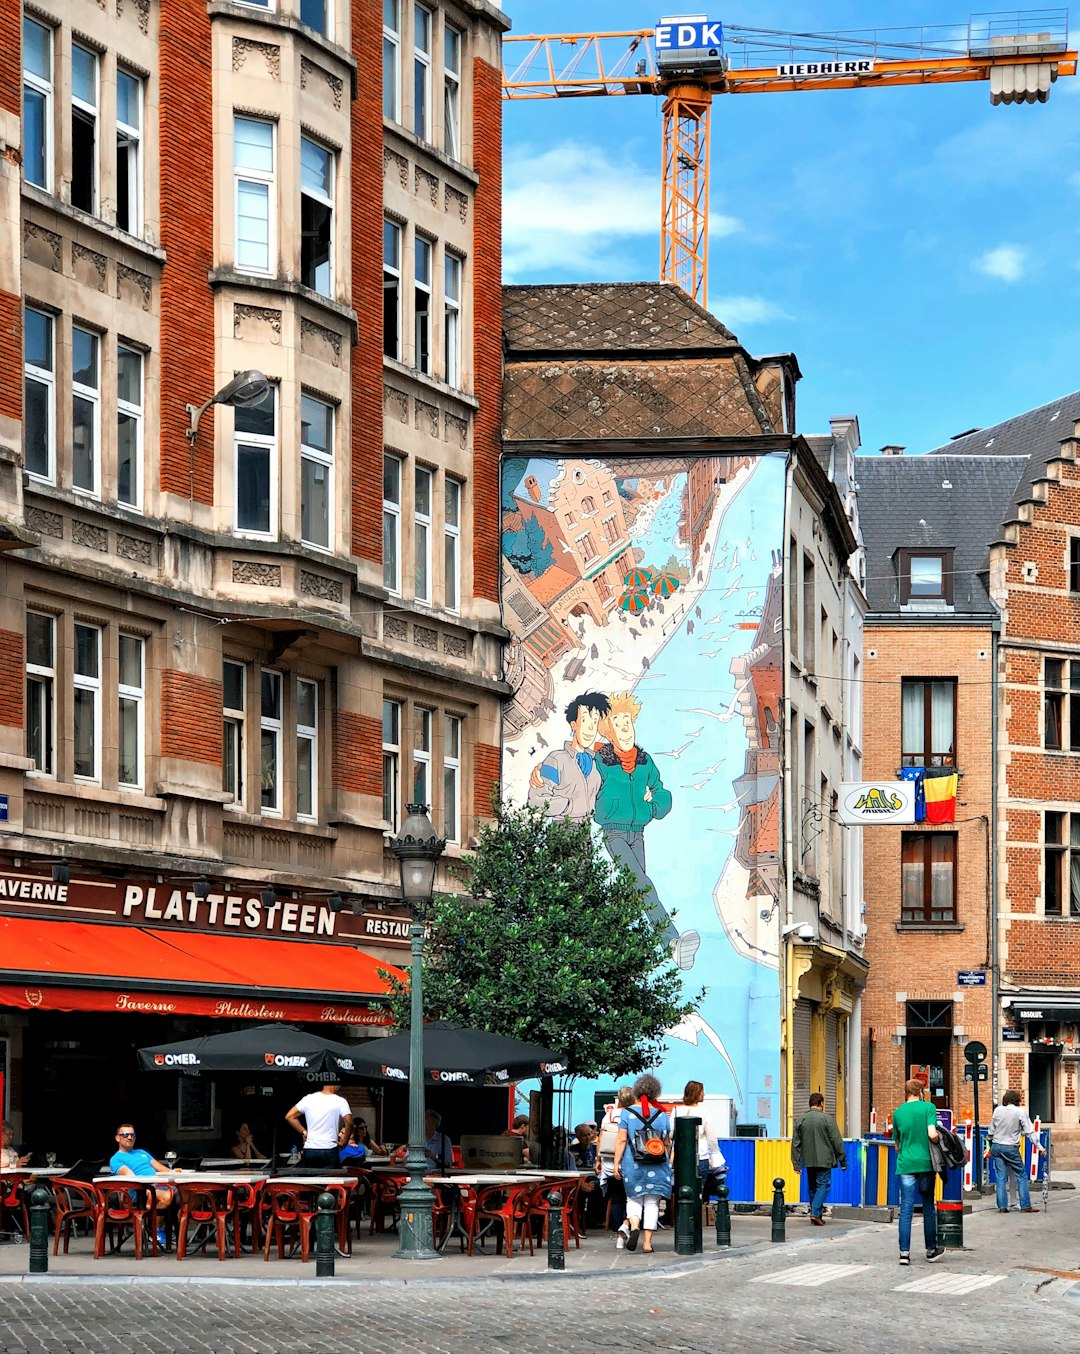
[901,833,957,925]
[900,548,952,604]
[1071,538,1080,594]
[383,453,402,593]
[601,514,619,545]
[382,698,401,828]
[71,45,98,214]
[801,553,815,666]
[414,236,432,373]
[118,634,144,788]
[383,219,402,359]
[300,0,329,38]
[117,345,143,510]
[73,623,101,782]
[901,679,956,767]
[444,477,460,613]
[300,136,333,296]
[260,670,282,814]
[444,252,462,385]
[22,17,52,190]
[300,395,333,550]
[234,117,274,275]
[296,678,318,821]
[383,0,401,121]
[223,660,245,804]
[788,536,799,658]
[412,707,431,804]
[115,70,142,234]
[578,534,597,564]
[1044,659,1080,752]
[25,612,55,775]
[444,23,461,158]
[1045,811,1080,918]
[415,465,432,602]
[72,326,100,496]
[443,713,461,842]
[413,4,432,140]
[234,389,276,536]
[24,307,54,482]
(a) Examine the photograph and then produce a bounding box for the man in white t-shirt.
[285,1084,353,1168]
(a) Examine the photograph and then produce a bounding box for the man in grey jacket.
[791,1093,847,1225]
[987,1089,1044,1213]
[528,692,609,822]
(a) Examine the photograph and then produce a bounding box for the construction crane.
[502,10,1077,306]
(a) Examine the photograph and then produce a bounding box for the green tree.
[387,802,698,1078]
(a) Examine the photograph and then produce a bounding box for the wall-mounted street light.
[51,858,70,886]
[185,371,269,446]
[387,803,445,1261]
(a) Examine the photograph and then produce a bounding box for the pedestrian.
[597,1086,634,1232]
[987,1089,1045,1214]
[672,1080,727,1204]
[613,1073,673,1254]
[791,1092,846,1225]
[892,1078,944,1265]
[285,1082,352,1168]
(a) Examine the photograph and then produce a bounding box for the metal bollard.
[315,1191,336,1278]
[546,1190,565,1271]
[673,1115,701,1255]
[715,1179,731,1247]
[770,1178,786,1243]
[28,1186,50,1275]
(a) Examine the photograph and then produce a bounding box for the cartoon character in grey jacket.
[528,692,610,822]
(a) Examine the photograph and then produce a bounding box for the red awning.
[0,916,405,1025]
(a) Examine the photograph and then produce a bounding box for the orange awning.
[0,916,404,1025]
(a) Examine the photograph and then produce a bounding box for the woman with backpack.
[613,1073,674,1254]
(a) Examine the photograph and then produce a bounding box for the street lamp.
[185,370,270,446]
[387,802,445,1260]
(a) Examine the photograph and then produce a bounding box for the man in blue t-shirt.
[109,1122,178,1249]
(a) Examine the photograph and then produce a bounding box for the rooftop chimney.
[524,475,541,502]
[879,445,905,457]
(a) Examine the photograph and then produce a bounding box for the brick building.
[0,0,508,1156]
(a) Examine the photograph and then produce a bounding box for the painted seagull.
[657,739,693,760]
[667,1011,743,1103]
[721,575,742,601]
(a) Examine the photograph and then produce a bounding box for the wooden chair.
[522,1179,582,1249]
[175,1182,233,1261]
[94,1183,157,1259]
[467,1183,532,1257]
[51,1178,101,1255]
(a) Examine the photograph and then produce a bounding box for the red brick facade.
[332,711,383,799]
[0,629,23,727]
[473,741,501,822]
[160,671,222,764]
[0,292,21,422]
[0,3,19,116]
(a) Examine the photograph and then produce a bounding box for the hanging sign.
[838,781,915,825]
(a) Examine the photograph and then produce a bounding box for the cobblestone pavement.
[1,1188,1078,1353]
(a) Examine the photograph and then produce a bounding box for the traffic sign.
[963,1065,989,1082]
[964,1040,987,1065]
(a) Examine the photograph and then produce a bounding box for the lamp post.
[388,803,445,1260]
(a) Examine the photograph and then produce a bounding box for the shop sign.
[837,781,915,825]
[0,983,390,1025]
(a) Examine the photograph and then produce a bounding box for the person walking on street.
[598,1086,634,1237]
[791,1092,846,1225]
[613,1073,673,1254]
[673,1080,728,1205]
[892,1079,944,1265]
[987,1089,1045,1214]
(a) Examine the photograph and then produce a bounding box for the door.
[823,1012,839,1115]
[1028,1050,1056,1122]
[906,1034,951,1112]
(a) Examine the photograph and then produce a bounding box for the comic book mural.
[501,451,786,1134]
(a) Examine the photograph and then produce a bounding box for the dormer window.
[899,548,953,605]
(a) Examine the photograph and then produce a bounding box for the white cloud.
[707,295,789,329]
[503,140,740,280]
[974,244,1028,283]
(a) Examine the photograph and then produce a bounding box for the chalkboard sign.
[177,1076,215,1131]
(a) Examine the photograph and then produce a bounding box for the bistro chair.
[522,1179,581,1250]
[368,1174,406,1235]
[262,1182,319,1262]
[94,1182,158,1260]
[467,1182,533,1258]
[51,1178,102,1255]
[232,1180,264,1255]
[175,1182,233,1261]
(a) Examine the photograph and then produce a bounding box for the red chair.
[1,1174,29,1241]
[262,1183,319,1262]
[51,1178,101,1255]
[175,1182,233,1261]
[94,1182,158,1259]
[369,1174,406,1234]
[232,1180,264,1256]
[523,1179,582,1249]
[467,1183,533,1257]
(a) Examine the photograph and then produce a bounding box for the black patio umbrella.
[136,1022,362,1076]
[347,1021,569,1087]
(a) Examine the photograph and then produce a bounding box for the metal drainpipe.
[782,450,796,1136]
[990,610,1001,1106]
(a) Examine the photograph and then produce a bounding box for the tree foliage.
[387,802,699,1079]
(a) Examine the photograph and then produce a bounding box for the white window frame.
[413,4,433,141]
[117,633,144,789]
[233,387,277,539]
[115,69,143,236]
[443,713,461,843]
[414,464,432,604]
[24,306,55,484]
[234,116,275,277]
[296,677,318,822]
[444,476,461,614]
[223,659,246,806]
[72,326,101,498]
[260,668,283,816]
[383,453,402,594]
[73,622,102,784]
[413,706,432,806]
[383,0,401,123]
[300,394,334,552]
[414,235,432,374]
[444,251,462,386]
[382,697,401,829]
[444,22,461,160]
[70,43,99,216]
[383,218,402,361]
[116,344,143,511]
[299,0,331,40]
[300,134,334,297]
[22,17,53,191]
[25,611,56,777]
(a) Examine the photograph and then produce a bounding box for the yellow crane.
[502,10,1077,305]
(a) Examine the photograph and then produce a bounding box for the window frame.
[382,697,402,829]
[72,622,103,784]
[22,16,53,191]
[414,464,432,604]
[900,831,958,926]
[223,659,246,807]
[443,712,461,843]
[116,343,144,511]
[299,0,330,40]
[412,706,432,806]
[414,235,432,374]
[900,677,957,769]
[300,393,334,552]
[383,453,402,594]
[443,22,461,159]
[383,218,402,361]
[115,68,143,235]
[70,43,99,216]
[1044,810,1080,918]
[899,547,954,605]
[25,611,56,777]
[300,134,334,297]
[24,305,55,484]
[295,676,318,823]
[413,3,433,141]
[233,115,276,277]
[71,325,101,498]
[383,0,401,123]
[1070,538,1080,594]
[233,387,277,539]
[444,251,462,386]
[444,476,461,614]
[259,668,283,817]
[117,633,145,790]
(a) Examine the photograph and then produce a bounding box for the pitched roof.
[855,455,1029,617]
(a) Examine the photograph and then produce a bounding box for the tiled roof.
[528,565,577,605]
[504,282,739,353]
[856,454,1029,616]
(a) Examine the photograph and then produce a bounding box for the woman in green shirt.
[892,1079,944,1265]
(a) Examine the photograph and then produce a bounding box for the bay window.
[116,345,143,510]
[72,326,100,496]
[443,714,461,842]
[25,611,55,775]
[73,623,102,782]
[300,395,333,550]
[444,24,461,158]
[413,4,432,140]
[117,634,144,789]
[414,236,432,373]
[115,69,143,235]
[24,307,54,483]
[234,116,274,275]
[296,678,318,821]
[234,390,276,536]
[223,660,245,805]
[444,477,461,613]
[22,17,52,190]
[383,453,402,593]
[260,669,283,815]
[71,44,98,214]
[300,136,333,296]
[414,465,432,603]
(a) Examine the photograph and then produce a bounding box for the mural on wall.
[501,451,786,1133]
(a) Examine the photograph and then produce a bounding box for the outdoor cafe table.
[93,1172,271,1258]
[1,1167,71,1240]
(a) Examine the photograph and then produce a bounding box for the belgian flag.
[923,771,958,824]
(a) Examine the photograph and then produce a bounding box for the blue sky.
[499,2,1080,456]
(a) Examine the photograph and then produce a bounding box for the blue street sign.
[654,18,724,52]
[1002,1027,1025,1042]
[957,970,987,986]
[0,794,7,822]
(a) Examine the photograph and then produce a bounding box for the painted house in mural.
[500,283,868,1135]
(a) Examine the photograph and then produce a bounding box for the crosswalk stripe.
[895,1273,1006,1296]
[753,1263,871,1288]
